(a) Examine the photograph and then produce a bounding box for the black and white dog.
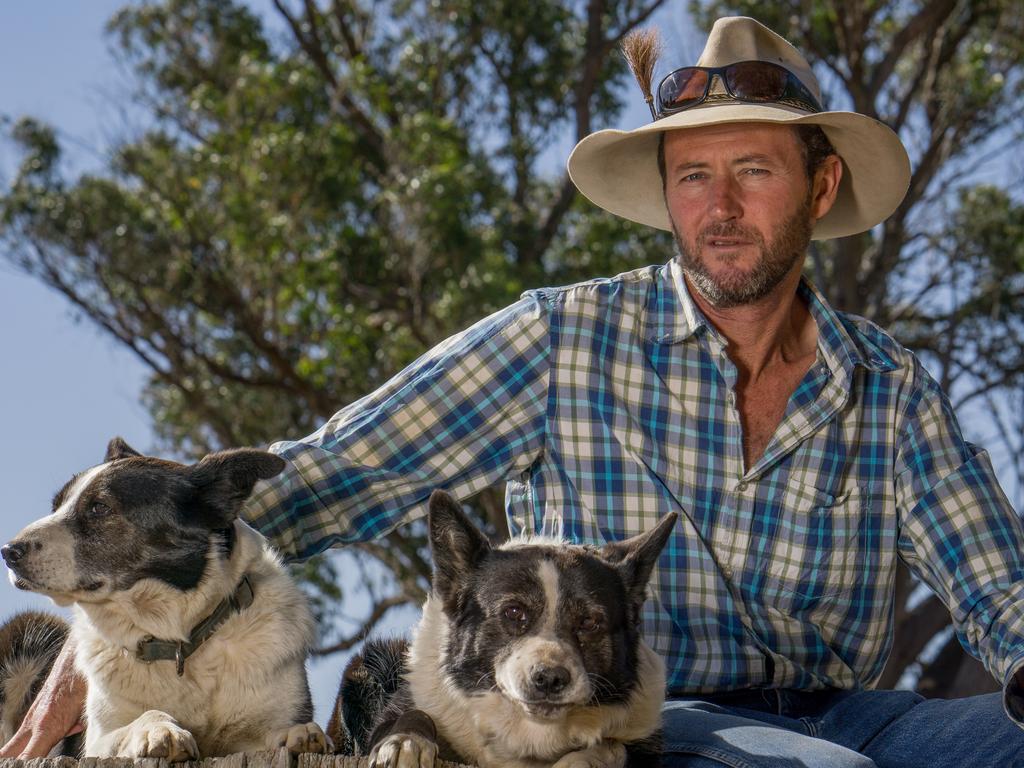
[331,490,675,768]
[1,438,329,760]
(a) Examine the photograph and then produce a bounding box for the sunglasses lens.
[726,61,789,101]
[660,68,709,110]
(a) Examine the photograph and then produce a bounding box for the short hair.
[656,124,837,188]
[793,124,838,179]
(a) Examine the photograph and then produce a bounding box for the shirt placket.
[703,335,762,637]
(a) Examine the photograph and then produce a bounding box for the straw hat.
[567,17,911,240]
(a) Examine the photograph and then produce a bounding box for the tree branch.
[312,593,412,656]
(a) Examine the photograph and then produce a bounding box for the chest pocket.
[756,483,884,608]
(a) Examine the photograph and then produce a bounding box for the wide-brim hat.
[567,16,911,240]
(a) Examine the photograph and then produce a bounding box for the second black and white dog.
[2,438,329,760]
[331,490,676,768]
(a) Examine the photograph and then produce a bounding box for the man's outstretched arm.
[0,636,86,758]
[244,295,552,561]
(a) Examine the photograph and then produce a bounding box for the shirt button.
[737,481,749,492]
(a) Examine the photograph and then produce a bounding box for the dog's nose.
[2,541,27,566]
[530,664,571,695]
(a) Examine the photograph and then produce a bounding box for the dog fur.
[333,490,675,768]
[2,438,329,760]
[0,610,71,749]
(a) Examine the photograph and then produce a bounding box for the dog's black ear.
[427,489,491,601]
[105,436,142,462]
[187,449,287,525]
[601,512,677,605]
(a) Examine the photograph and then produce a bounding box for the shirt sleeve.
[242,294,551,561]
[894,358,1024,724]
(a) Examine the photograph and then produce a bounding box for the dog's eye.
[502,604,527,623]
[91,502,112,516]
[578,616,602,634]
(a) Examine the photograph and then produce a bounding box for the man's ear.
[601,512,677,606]
[105,436,142,462]
[810,153,843,221]
[187,449,286,526]
[427,489,491,605]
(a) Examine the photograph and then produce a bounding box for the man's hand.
[0,637,86,758]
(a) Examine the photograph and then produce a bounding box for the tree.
[2,0,1022,694]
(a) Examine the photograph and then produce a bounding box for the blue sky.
[0,3,153,599]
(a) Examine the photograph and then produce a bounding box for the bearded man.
[7,15,1024,768]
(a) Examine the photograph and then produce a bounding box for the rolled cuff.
[1001,655,1024,727]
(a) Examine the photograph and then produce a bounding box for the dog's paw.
[552,739,627,768]
[369,732,438,768]
[268,721,333,754]
[121,715,199,762]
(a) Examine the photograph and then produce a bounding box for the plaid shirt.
[245,260,1024,700]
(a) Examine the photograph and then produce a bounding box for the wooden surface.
[0,751,472,768]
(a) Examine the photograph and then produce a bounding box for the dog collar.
[135,575,254,676]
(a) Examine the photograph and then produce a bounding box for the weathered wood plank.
[0,756,475,768]
[202,754,247,768]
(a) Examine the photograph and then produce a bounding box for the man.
[5,15,1024,767]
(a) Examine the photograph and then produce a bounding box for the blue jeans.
[662,688,1024,767]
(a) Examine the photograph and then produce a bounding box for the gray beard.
[673,195,813,309]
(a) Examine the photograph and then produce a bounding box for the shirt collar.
[643,259,713,344]
[798,279,900,376]
[651,259,900,377]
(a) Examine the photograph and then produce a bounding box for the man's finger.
[5,726,71,760]
[18,726,69,760]
[0,731,30,759]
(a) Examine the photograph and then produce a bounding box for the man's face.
[662,123,822,308]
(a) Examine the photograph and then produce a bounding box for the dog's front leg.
[552,739,627,768]
[90,709,199,761]
[368,709,439,768]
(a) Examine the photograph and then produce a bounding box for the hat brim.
[567,103,910,241]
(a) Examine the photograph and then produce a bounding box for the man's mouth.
[706,238,750,247]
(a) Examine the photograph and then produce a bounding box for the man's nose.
[708,176,742,220]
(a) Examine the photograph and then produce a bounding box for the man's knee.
[662,699,876,768]
[859,692,1024,767]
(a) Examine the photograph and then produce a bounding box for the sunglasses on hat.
[653,60,823,120]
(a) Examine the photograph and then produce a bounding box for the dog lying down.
[329,490,677,768]
[1,438,329,760]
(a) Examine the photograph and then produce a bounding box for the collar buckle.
[134,575,254,675]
